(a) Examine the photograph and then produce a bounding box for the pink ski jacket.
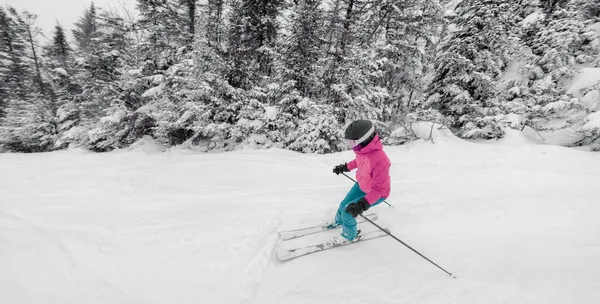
[346,135,391,205]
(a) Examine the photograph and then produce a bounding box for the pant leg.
[336,183,367,240]
[334,183,365,226]
[340,195,387,241]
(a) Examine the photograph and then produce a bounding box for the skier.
[331,119,391,242]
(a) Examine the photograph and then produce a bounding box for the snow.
[583,111,600,130]
[264,106,278,120]
[126,136,168,154]
[502,113,525,128]
[147,74,165,85]
[141,83,166,98]
[493,128,545,146]
[443,0,463,16]
[498,61,527,89]
[409,122,461,144]
[565,68,600,97]
[2,138,600,304]
[520,11,544,27]
[586,22,600,35]
[581,90,600,111]
[128,69,142,76]
[53,68,69,77]
[99,109,127,124]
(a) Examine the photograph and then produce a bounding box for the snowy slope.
[1,134,600,304]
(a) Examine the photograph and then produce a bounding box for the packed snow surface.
[1,135,600,304]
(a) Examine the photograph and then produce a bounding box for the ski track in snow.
[1,135,600,303]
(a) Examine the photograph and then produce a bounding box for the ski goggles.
[345,139,359,148]
[344,125,375,148]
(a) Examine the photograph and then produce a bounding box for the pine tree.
[73,3,99,53]
[8,7,48,97]
[502,3,597,139]
[321,0,360,92]
[63,8,139,150]
[0,6,28,104]
[44,23,71,71]
[226,0,284,88]
[363,0,445,117]
[542,0,569,14]
[574,0,600,21]
[135,0,195,71]
[426,0,520,139]
[279,0,325,96]
[0,7,58,152]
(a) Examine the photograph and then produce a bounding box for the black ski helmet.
[344,120,376,148]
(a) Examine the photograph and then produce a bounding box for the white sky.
[2,0,137,41]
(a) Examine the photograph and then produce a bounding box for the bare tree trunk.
[327,0,341,47]
[185,0,197,36]
[207,0,224,48]
[24,23,45,97]
[339,0,355,59]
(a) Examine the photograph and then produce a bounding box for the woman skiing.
[332,119,391,241]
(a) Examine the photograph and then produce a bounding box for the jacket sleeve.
[364,161,390,205]
[346,159,357,171]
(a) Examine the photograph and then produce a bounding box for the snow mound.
[521,11,544,27]
[581,90,600,111]
[53,68,69,77]
[396,122,466,145]
[502,113,525,128]
[566,68,600,97]
[583,111,600,130]
[126,136,168,154]
[142,83,166,98]
[443,0,463,16]
[586,22,600,45]
[494,128,545,146]
[100,110,127,124]
[57,126,89,147]
[498,61,525,86]
[264,106,278,120]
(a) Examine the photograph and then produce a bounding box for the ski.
[278,213,378,241]
[276,229,390,261]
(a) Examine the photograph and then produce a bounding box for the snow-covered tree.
[73,3,99,53]
[574,0,600,21]
[0,7,59,151]
[279,0,325,96]
[44,24,71,71]
[0,6,29,111]
[286,99,344,153]
[365,0,445,117]
[8,7,49,97]
[226,0,283,88]
[426,0,520,139]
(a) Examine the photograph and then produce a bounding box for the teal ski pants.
[335,183,385,241]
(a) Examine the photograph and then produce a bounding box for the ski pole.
[359,214,456,278]
[341,172,393,208]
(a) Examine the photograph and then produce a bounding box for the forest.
[1,0,599,153]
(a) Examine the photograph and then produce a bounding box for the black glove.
[333,163,349,175]
[345,198,370,218]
